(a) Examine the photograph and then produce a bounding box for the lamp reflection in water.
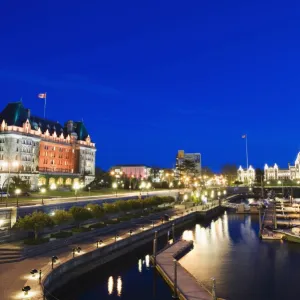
[117,276,122,297]
[138,259,142,273]
[145,255,150,268]
[108,276,114,295]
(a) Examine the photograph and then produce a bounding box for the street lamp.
[22,286,31,296]
[278,180,284,197]
[73,182,80,200]
[146,182,151,196]
[88,187,91,196]
[112,182,118,197]
[183,194,188,201]
[51,255,58,269]
[41,188,46,205]
[15,188,21,207]
[96,239,103,248]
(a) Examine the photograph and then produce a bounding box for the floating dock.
[153,240,224,300]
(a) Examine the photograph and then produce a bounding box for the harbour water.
[55,212,300,300]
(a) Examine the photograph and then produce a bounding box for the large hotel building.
[0,101,96,189]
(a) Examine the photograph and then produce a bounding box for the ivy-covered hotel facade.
[0,101,96,190]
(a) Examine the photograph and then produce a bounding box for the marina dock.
[153,240,223,300]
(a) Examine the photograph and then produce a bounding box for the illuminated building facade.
[264,152,300,181]
[0,102,96,189]
[237,165,255,183]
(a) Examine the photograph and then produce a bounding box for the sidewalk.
[0,208,185,300]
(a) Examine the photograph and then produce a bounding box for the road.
[0,189,183,209]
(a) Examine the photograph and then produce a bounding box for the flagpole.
[245,135,249,169]
[44,92,47,119]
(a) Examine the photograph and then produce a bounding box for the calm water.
[56,212,300,300]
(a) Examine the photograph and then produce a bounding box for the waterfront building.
[264,153,300,181]
[175,150,201,177]
[110,165,151,179]
[237,165,255,183]
[0,101,96,189]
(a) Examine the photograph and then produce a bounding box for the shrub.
[105,218,120,225]
[89,222,106,229]
[24,237,49,245]
[50,231,73,239]
[72,227,91,233]
[115,200,132,212]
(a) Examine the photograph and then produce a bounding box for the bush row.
[15,196,175,243]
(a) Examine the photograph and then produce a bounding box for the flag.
[38,93,46,99]
[242,134,247,139]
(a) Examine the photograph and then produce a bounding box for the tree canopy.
[14,211,54,240]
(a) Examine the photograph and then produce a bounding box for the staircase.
[0,247,23,264]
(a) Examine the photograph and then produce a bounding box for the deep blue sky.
[1,1,300,171]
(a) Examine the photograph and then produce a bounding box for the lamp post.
[146,182,151,197]
[73,182,80,200]
[41,188,46,205]
[15,188,21,207]
[51,256,58,270]
[88,187,91,196]
[112,182,118,197]
[278,180,284,198]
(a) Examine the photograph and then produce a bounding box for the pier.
[153,240,222,300]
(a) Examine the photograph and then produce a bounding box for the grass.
[50,231,73,239]
[24,237,49,245]
[1,188,153,205]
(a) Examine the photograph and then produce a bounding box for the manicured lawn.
[1,188,146,205]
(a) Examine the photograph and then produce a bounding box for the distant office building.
[111,165,151,179]
[237,166,255,183]
[0,101,96,189]
[176,150,201,175]
[264,152,300,181]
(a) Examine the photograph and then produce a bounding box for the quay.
[153,240,223,300]
[0,204,224,300]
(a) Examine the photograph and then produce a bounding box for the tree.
[69,207,92,227]
[52,210,73,226]
[255,168,264,184]
[221,164,238,176]
[201,166,214,177]
[86,167,112,189]
[9,176,31,192]
[14,211,54,240]
[86,204,105,218]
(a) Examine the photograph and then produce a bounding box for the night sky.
[1,1,300,171]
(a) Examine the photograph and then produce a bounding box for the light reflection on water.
[117,276,122,297]
[108,276,114,295]
[180,212,300,300]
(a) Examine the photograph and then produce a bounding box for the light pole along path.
[4,206,200,300]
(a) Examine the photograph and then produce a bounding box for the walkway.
[0,206,195,300]
[155,240,213,300]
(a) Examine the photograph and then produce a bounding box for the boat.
[283,227,300,243]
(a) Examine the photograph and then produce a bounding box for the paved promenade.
[0,207,188,300]
[155,240,213,300]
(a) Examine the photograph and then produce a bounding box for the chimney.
[66,120,74,133]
